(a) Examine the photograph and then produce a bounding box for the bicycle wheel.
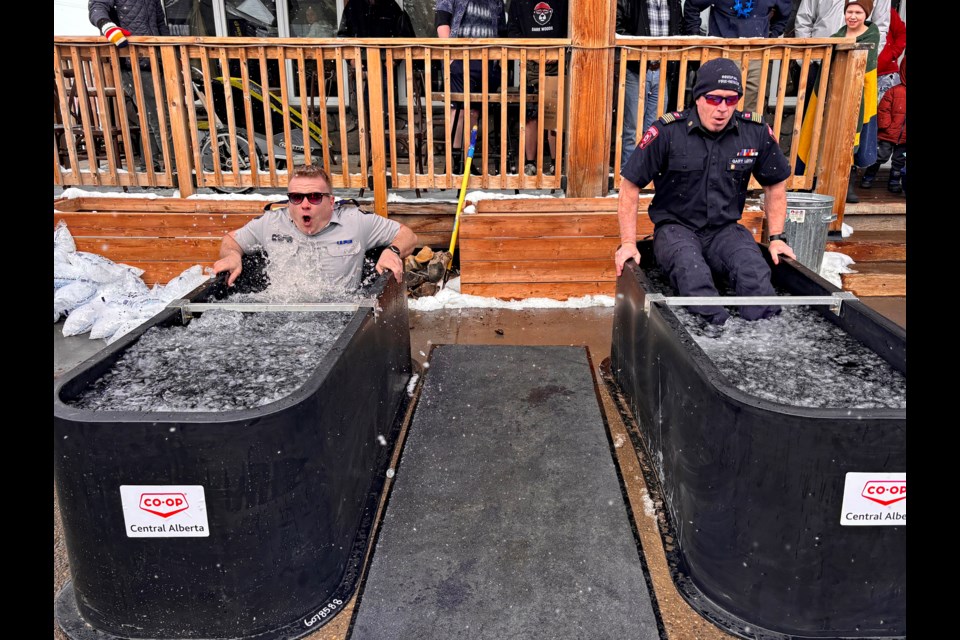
[199,129,263,194]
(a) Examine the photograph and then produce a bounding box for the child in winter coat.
[861,56,906,193]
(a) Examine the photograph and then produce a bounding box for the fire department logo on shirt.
[533,2,554,25]
[639,124,659,150]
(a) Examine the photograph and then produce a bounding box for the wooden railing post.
[814,43,867,231]
[366,47,389,217]
[566,0,616,197]
[160,45,195,197]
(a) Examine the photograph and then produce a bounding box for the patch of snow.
[187,193,288,201]
[59,187,162,200]
[387,193,458,203]
[841,223,854,238]
[640,488,657,519]
[465,190,564,203]
[408,283,615,311]
[406,373,420,396]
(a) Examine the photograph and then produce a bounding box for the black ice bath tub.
[610,242,905,638]
[54,273,411,640]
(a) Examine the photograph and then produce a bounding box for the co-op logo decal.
[139,492,190,518]
[861,480,906,506]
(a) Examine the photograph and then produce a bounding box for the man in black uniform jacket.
[614,58,797,326]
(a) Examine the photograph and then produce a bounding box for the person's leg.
[449,60,465,150]
[642,68,660,133]
[703,223,780,321]
[653,224,729,324]
[524,112,538,175]
[620,67,639,175]
[862,140,893,186]
[744,61,762,114]
[121,67,165,169]
[888,143,906,193]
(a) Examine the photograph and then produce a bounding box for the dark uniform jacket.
[684,0,791,38]
[89,0,170,35]
[621,107,791,231]
[337,0,417,38]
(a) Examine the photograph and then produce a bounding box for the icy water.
[645,269,906,409]
[70,309,352,412]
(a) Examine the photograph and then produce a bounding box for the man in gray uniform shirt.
[213,165,418,291]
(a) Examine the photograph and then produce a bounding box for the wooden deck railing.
[54,35,866,223]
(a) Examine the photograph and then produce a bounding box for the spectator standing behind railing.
[508,0,567,176]
[794,0,889,54]
[89,0,170,172]
[682,0,793,112]
[436,0,507,175]
[861,55,904,193]
[616,0,682,174]
[875,0,904,102]
[794,0,879,204]
[337,0,417,133]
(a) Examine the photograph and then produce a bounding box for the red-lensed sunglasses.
[702,94,741,106]
[287,192,332,205]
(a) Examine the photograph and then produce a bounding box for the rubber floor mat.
[350,345,659,640]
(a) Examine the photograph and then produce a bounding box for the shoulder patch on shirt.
[738,111,764,124]
[767,124,777,140]
[658,111,685,125]
[639,124,659,150]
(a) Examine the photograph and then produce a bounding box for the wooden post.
[160,45,195,197]
[815,44,867,231]
[366,48,389,217]
[566,0,616,197]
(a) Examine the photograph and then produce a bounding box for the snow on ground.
[407,277,615,311]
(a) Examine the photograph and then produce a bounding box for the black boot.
[887,170,902,194]
[845,168,860,204]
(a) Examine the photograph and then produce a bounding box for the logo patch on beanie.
[718,74,740,88]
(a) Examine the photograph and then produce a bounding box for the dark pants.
[653,223,780,325]
[863,141,906,180]
[449,59,501,150]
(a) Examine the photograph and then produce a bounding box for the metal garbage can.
[771,192,837,273]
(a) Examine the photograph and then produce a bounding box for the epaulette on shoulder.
[738,111,764,124]
[658,111,687,125]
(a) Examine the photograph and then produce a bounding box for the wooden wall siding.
[55,37,862,224]
[53,197,459,284]
[459,198,765,300]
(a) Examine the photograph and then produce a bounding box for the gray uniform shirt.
[233,202,401,292]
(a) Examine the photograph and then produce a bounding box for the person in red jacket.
[877,1,905,102]
[861,56,905,193]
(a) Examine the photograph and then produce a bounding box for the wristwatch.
[768,233,788,243]
[385,245,402,258]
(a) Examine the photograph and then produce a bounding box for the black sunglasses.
[287,192,332,205]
